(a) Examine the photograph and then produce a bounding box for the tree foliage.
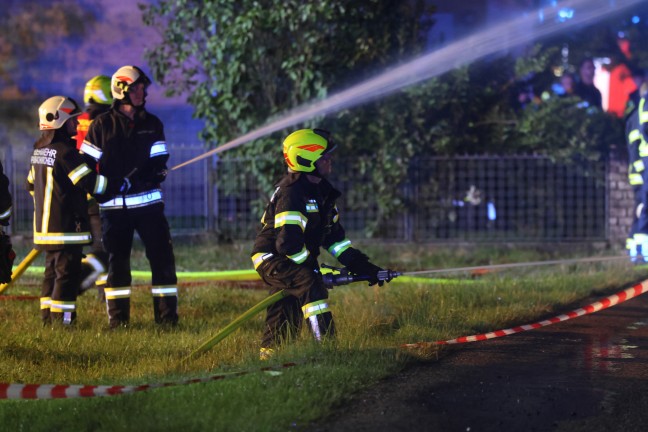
[0,0,94,95]
[0,0,95,148]
[142,1,628,236]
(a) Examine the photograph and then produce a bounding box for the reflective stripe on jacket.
[251,172,364,268]
[84,106,169,211]
[27,135,117,248]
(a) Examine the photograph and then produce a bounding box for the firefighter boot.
[302,299,336,341]
[105,294,131,328]
[153,295,178,326]
[50,310,77,326]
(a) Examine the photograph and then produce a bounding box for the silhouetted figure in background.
[574,58,602,110]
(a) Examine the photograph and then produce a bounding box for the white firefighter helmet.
[38,96,82,130]
[111,65,151,101]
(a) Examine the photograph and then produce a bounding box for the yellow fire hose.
[181,290,288,364]
[0,249,41,295]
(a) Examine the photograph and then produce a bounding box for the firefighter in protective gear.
[252,128,388,359]
[625,105,646,261]
[28,96,129,325]
[82,65,178,328]
[77,75,113,295]
[634,91,648,260]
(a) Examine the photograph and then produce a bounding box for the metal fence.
[1,145,608,242]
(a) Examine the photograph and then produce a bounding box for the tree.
[142,0,435,234]
[142,1,628,236]
[0,0,95,148]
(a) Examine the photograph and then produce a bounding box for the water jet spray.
[172,0,646,171]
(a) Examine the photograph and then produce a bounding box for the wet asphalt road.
[313,287,648,432]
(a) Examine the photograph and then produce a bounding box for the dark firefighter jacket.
[626,108,645,188]
[80,105,169,211]
[27,132,120,249]
[251,172,366,270]
[0,161,11,225]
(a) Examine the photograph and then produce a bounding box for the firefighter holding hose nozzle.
[251,128,393,360]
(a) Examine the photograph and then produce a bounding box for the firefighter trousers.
[40,245,83,325]
[256,257,334,349]
[101,204,178,327]
[80,199,109,296]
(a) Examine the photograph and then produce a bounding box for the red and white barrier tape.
[0,362,298,400]
[0,295,39,301]
[401,280,648,349]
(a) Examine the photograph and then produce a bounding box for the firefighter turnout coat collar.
[27,133,117,249]
[251,172,366,270]
[80,105,169,212]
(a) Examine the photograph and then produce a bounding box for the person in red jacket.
[76,75,113,296]
[251,128,390,359]
[28,96,130,325]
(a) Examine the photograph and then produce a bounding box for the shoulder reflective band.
[151,286,178,297]
[288,246,309,264]
[252,252,274,269]
[302,299,330,319]
[80,141,102,160]
[328,239,352,257]
[68,164,92,185]
[99,190,163,210]
[34,232,92,244]
[104,287,131,300]
[150,141,169,157]
[274,211,307,231]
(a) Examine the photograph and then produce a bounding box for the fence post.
[207,155,218,233]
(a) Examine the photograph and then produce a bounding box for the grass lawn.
[0,238,645,431]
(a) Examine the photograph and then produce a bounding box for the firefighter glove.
[0,231,16,284]
[348,259,385,286]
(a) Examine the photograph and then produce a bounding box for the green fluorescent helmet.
[282,129,335,172]
[83,75,113,106]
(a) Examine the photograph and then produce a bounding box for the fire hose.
[181,265,401,363]
[0,249,41,295]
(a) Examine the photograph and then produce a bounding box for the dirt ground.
[312,286,648,432]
